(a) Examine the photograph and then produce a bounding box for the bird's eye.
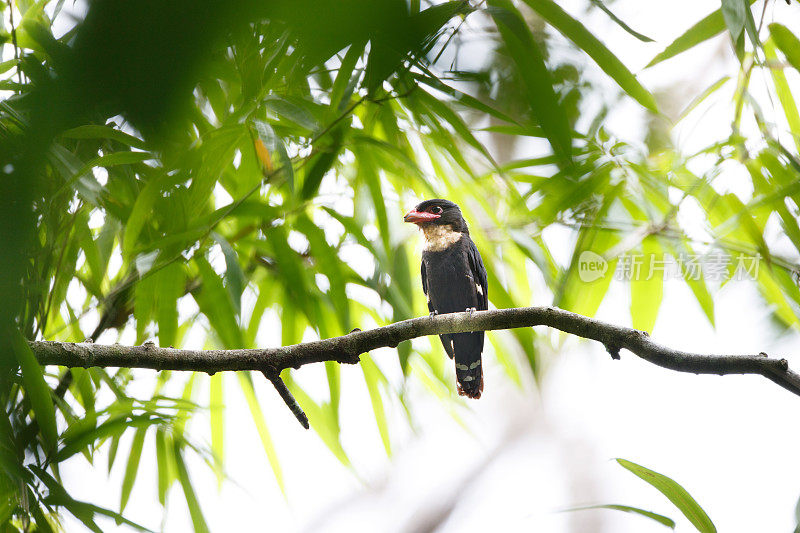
[431,206,443,214]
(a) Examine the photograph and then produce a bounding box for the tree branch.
[30,306,800,401]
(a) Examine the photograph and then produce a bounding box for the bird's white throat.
[421,224,462,252]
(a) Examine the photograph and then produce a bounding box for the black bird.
[404,199,488,399]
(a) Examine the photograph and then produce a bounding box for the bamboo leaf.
[123,174,164,258]
[520,0,658,112]
[677,77,730,122]
[361,356,391,456]
[414,72,517,124]
[617,458,716,533]
[646,2,755,67]
[211,231,246,315]
[119,426,147,512]
[329,41,366,113]
[156,262,184,348]
[302,126,345,199]
[210,373,225,487]
[588,0,653,42]
[764,37,800,153]
[12,331,58,450]
[61,124,146,149]
[769,23,800,73]
[155,427,171,506]
[489,1,573,163]
[237,373,285,493]
[265,95,319,132]
[721,0,747,44]
[174,444,211,533]
[630,237,664,333]
[57,415,161,462]
[193,256,244,349]
[283,373,351,466]
[564,504,675,528]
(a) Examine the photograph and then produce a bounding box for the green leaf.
[422,90,499,170]
[211,232,246,315]
[325,361,341,426]
[616,458,716,533]
[12,330,58,449]
[329,41,366,113]
[555,184,622,317]
[156,263,184,348]
[721,0,747,43]
[756,262,799,327]
[265,95,319,132]
[75,211,104,292]
[263,225,311,316]
[174,444,210,533]
[588,0,653,42]
[79,503,155,532]
[489,1,573,163]
[119,426,147,513]
[770,23,800,73]
[646,2,755,67]
[237,373,284,493]
[61,124,146,149]
[519,0,658,112]
[764,37,800,153]
[414,72,517,124]
[155,427,172,506]
[57,415,161,462]
[209,373,225,487]
[134,267,157,344]
[630,238,664,333]
[564,504,675,528]
[361,356,391,456]
[123,174,165,258]
[669,242,715,327]
[283,372,351,466]
[193,256,244,348]
[302,126,345,199]
[294,215,351,331]
[677,77,730,122]
[0,59,18,75]
[71,368,96,416]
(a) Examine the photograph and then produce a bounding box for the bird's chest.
[423,245,475,310]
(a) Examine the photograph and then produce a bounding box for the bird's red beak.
[404,209,440,225]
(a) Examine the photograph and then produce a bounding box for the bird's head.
[403,199,468,233]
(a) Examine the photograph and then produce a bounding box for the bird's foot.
[429,310,438,318]
[465,307,477,315]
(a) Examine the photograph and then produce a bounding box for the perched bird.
[404,199,488,398]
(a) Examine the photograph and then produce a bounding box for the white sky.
[21,0,800,531]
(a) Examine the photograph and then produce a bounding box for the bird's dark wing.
[422,258,455,359]
[466,238,488,311]
[421,261,432,314]
[421,260,426,295]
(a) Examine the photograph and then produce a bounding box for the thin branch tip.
[605,344,621,360]
[262,370,309,430]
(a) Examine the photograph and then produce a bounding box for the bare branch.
[30,307,800,399]
[262,370,309,430]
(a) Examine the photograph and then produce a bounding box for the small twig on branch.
[30,307,800,421]
[262,370,309,430]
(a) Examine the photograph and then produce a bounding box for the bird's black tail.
[453,332,483,399]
